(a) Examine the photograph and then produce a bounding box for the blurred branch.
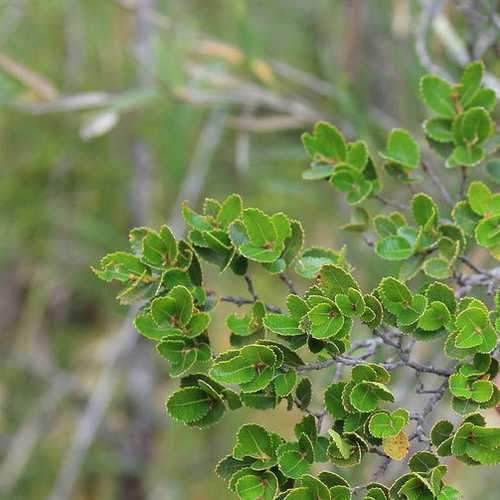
[15,92,115,113]
[0,52,58,100]
[47,76,226,500]
[167,108,227,236]
[415,0,451,79]
[119,3,157,499]
[0,0,26,45]
[416,0,500,96]
[421,160,454,207]
[0,377,74,495]
[47,312,139,500]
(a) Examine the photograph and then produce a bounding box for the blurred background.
[0,1,499,499]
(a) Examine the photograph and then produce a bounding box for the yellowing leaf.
[383,430,409,460]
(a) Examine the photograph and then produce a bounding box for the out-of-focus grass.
[0,1,499,499]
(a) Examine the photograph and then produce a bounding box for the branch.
[219,295,282,314]
[47,312,139,500]
[374,194,408,211]
[279,273,298,295]
[421,160,454,207]
[455,266,500,298]
[167,108,227,237]
[0,377,74,495]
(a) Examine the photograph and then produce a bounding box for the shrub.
[94,60,500,499]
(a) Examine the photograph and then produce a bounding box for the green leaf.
[362,295,384,329]
[420,75,456,118]
[242,208,276,247]
[318,471,350,490]
[274,370,297,397]
[408,451,439,473]
[461,107,492,146]
[235,471,278,500]
[379,129,420,169]
[423,118,454,143]
[352,364,378,383]
[452,423,500,464]
[398,476,434,500]
[264,314,303,336]
[449,373,472,399]
[335,288,365,317]
[398,294,427,326]
[431,420,454,447]
[471,380,493,403]
[346,140,369,169]
[227,313,255,337]
[369,409,409,438]
[324,382,348,419]
[287,294,309,320]
[460,60,483,106]
[210,355,256,385]
[215,455,254,481]
[328,429,352,460]
[437,486,461,500]
[233,424,274,460]
[238,243,281,264]
[426,282,456,314]
[217,194,243,229]
[476,215,500,249]
[151,285,193,329]
[459,354,491,378]
[182,203,212,231]
[134,312,172,340]
[455,307,489,349]
[450,145,484,167]
[412,193,438,227]
[93,251,150,283]
[376,236,413,261]
[378,277,411,312]
[350,381,394,412]
[302,164,334,180]
[308,302,345,339]
[294,247,344,279]
[423,258,451,280]
[318,264,359,297]
[297,475,331,500]
[277,442,312,479]
[330,486,352,500]
[157,338,197,377]
[302,121,347,162]
[166,387,212,423]
[142,225,178,268]
[284,488,316,500]
[296,378,312,409]
[418,301,451,331]
[187,312,211,337]
[452,201,481,235]
[468,88,496,110]
[282,220,305,264]
[467,181,492,215]
[272,212,292,243]
[374,215,398,237]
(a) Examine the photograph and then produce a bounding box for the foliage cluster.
[95,61,500,499]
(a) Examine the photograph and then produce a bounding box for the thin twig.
[374,194,407,211]
[219,295,282,314]
[421,160,454,207]
[279,273,298,295]
[244,274,258,302]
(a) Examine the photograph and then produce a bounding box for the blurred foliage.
[0,1,499,499]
